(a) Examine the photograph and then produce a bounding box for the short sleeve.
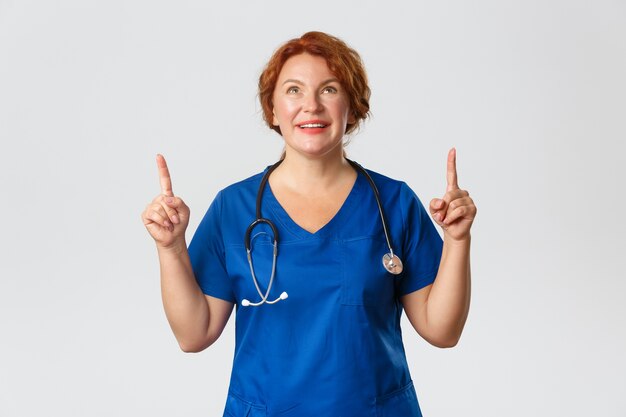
[396,182,443,295]
[187,191,236,302]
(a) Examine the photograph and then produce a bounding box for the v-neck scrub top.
[188,166,443,417]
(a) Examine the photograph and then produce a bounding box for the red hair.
[258,31,371,136]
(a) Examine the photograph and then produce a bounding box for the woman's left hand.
[429,148,477,242]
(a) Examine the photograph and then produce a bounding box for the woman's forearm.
[157,241,211,351]
[424,235,472,346]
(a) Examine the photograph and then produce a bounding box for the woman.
[142,31,476,417]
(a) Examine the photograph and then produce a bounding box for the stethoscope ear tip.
[280,292,288,300]
[242,299,251,307]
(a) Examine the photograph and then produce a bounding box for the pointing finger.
[157,154,174,197]
[446,148,459,192]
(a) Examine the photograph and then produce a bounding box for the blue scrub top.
[188,165,443,417]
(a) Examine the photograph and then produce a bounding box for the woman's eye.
[287,86,300,94]
[322,86,338,94]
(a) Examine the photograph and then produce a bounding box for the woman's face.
[272,53,354,159]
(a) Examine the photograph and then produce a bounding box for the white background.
[1,1,625,416]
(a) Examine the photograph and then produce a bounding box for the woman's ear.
[347,110,356,125]
[272,109,279,126]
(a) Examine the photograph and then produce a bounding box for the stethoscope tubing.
[242,158,402,307]
[345,159,396,260]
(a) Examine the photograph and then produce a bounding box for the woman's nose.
[303,93,323,113]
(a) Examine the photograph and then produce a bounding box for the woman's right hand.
[141,154,190,249]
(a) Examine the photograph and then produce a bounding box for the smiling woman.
[270,53,354,159]
[141,31,476,417]
[258,31,370,137]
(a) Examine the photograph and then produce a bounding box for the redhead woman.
[142,31,476,417]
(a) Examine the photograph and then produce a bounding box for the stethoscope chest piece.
[382,253,403,275]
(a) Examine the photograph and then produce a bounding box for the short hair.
[258,31,371,136]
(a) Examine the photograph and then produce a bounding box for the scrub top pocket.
[375,381,422,417]
[340,236,398,307]
[223,393,267,417]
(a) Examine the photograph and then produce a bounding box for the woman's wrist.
[156,239,188,257]
[443,233,471,248]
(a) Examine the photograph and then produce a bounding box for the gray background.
[1,0,625,416]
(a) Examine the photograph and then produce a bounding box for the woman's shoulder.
[199,169,266,220]
[362,166,401,184]
[360,165,412,194]
[220,170,265,194]
[359,164,425,212]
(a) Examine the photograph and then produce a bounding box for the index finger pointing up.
[156,154,174,197]
[446,147,459,192]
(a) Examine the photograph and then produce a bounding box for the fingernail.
[165,197,174,204]
[437,200,444,208]
[434,213,441,222]
[164,220,171,227]
[172,215,179,224]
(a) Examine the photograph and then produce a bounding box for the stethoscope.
[242,159,403,307]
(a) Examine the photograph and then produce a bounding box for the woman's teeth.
[299,123,326,128]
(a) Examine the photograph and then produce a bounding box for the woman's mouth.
[298,123,328,129]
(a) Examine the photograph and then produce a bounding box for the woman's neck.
[270,148,355,196]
